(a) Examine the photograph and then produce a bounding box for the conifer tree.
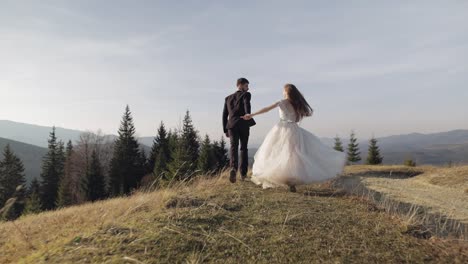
[57,140,66,180]
[166,131,179,169]
[40,127,62,210]
[56,140,74,207]
[109,105,144,195]
[167,130,178,151]
[28,177,41,197]
[0,145,26,209]
[346,131,361,164]
[23,178,42,215]
[149,122,172,177]
[198,135,215,174]
[168,111,200,180]
[148,122,167,172]
[214,137,229,171]
[139,148,148,176]
[333,136,344,152]
[366,137,383,165]
[181,111,200,165]
[83,149,106,202]
[168,140,192,180]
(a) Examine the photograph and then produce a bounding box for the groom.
[222,77,256,183]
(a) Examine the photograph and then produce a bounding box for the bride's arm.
[242,101,280,119]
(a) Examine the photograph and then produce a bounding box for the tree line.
[333,131,384,165]
[0,106,228,221]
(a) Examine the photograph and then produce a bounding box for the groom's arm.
[222,98,229,135]
[243,92,252,114]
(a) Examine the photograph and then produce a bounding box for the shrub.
[403,159,416,167]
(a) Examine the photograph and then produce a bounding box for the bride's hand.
[241,114,253,120]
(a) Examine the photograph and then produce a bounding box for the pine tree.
[149,122,172,178]
[109,105,144,196]
[167,130,179,152]
[168,139,192,180]
[154,150,169,179]
[333,136,344,152]
[346,131,361,164]
[168,111,200,180]
[0,145,26,212]
[23,178,42,215]
[56,140,75,207]
[139,148,148,177]
[57,140,66,180]
[148,122,167,172]
[198,135,216,174]
[83,149,106,202]
[28,177,41,197]
[40,127,63,210]
[366,137,383,165]
[181,111,200,165]
[214,137,229,171]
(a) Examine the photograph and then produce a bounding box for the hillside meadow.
[0,167,467,263]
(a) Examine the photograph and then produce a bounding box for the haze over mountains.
[1,120,467,185]
[321,130,468,165]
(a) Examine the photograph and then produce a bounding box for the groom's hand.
[225,131,230,138]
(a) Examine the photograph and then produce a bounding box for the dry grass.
[0,170,467,263]
[343,164,431,177]
[0,188,177,263]
[424,166,468,188]
[347,165,468,225]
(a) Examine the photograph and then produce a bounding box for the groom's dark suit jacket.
[223,90,256,133]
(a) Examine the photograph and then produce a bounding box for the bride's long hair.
[284,84,313,122]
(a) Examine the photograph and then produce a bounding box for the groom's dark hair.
[237,78,249,86]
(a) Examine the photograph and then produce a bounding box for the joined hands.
[241,114,253,120]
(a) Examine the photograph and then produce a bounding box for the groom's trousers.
[228,126,249,176]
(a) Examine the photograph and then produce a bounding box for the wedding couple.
[222,78,346,192]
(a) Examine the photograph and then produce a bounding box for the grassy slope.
[1,172,467,263]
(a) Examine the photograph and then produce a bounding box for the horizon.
[1,1,468,144]
[1,118,467,145]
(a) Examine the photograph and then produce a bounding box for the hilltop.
[0,168,466,263]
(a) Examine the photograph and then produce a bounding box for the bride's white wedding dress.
[251,99,346,188]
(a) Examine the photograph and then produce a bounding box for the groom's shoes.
[229,169,237,183]
[289,185,297,193]
[240,174,247,181]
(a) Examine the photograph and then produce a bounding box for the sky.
[1,0,467,145]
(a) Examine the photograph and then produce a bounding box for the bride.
[242,84,346,192]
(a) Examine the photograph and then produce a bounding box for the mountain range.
[0,120,150,184]
[320,129,468,165]
[1,120,467,184]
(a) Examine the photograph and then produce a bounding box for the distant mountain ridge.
[320,129,468,165]
[0,120,150,148]
[0,120,88,148]
[1,120,468,180]
[0,120,152,184]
